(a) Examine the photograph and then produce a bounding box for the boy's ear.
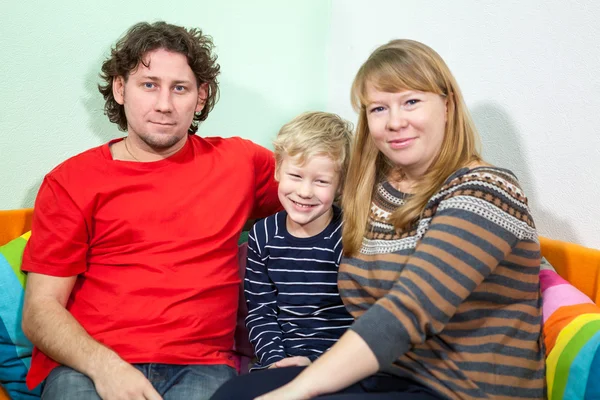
[274,165,281,182]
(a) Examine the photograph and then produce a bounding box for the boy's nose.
[297,182,312,198]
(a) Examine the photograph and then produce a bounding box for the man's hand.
[92,359,162,400]
[268,356,312,369]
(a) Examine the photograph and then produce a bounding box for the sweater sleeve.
[350,175,538,368]
[244,219,286,369]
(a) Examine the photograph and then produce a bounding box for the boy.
[244,111,355,370]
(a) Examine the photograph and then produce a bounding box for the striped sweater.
[339,167,545,399]
[245,206,354,369]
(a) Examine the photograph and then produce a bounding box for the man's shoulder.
[194,135,252,149]
[46,143,107,179]
[193,135,269,157]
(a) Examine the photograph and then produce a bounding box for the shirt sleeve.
[349,180,537,368]
[21,175,89,277]
[248,141,281,220]
[244,220,285,369]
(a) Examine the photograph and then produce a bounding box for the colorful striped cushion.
[0,232,41,399]
[541,257,600,400]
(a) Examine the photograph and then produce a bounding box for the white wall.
[327,0,600,249]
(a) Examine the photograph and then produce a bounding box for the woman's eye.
[405,99,420,107]
[369,106,385,113]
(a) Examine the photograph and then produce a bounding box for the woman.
[212,39,545,400]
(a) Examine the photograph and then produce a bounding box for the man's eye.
[174,85,186,92]
[143,82,155,89]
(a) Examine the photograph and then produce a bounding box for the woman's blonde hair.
[274,111,353,194]
[342,39,481,256]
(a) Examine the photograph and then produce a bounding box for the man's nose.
[154,89,173,112]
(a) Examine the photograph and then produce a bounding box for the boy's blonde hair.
[343,39,482,256]
[274,111,353,192]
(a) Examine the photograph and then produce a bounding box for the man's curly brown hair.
[98,21,220,134]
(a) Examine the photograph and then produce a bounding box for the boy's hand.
[269,356,312,369]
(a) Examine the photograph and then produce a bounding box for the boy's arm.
[244,222,286,369]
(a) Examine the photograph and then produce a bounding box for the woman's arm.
[256,330,378,400]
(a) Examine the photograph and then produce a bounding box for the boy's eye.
[288,173,301,179]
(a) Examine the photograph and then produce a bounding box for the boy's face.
[276,154,340,238]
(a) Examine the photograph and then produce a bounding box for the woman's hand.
[257,331,379,400]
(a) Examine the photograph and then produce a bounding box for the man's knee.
[42,366,101,400]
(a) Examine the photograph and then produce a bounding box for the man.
[21,21,280,400]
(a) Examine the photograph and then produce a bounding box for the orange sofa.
[1,208,600,399]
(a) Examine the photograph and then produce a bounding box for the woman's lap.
[211,367,443,400]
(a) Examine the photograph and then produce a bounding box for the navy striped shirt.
[244,206,354,369]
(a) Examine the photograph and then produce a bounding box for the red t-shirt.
[21,135,281,388]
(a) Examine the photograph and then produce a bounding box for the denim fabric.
[42,363,236,400]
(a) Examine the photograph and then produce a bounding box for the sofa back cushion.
[0,209,33,246]
[0,232,41,399]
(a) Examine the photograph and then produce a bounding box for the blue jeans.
[42,363,237,400]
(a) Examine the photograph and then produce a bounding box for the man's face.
[113,48,207,151]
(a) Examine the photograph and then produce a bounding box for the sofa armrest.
[540,236,600,304]
[0,209,33,246]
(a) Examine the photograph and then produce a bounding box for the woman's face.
[365,82,447,179]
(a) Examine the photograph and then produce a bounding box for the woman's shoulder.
[428,162,530,214]
[442,162,524,194]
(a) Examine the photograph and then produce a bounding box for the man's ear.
[113,76,125,105]
[195,82,209,113]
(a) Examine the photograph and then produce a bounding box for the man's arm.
[22,273,161,400]
[248,140,281,219]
